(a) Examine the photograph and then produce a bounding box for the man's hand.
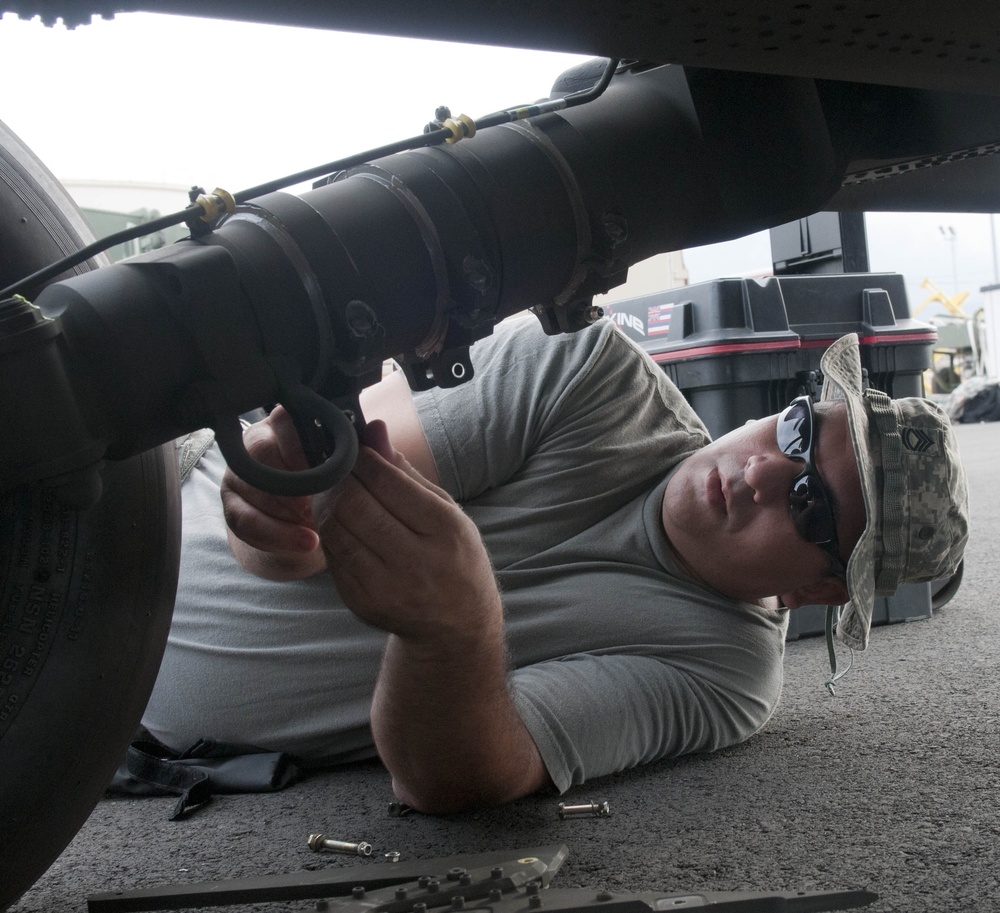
[220,406,328,581]
[312,420,499,642]
[221,369,439,582]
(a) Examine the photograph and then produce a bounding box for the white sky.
[3,11,999,318]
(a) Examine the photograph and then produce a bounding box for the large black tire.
[0,120,180,909]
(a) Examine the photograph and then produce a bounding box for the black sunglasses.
[776,396,846,575]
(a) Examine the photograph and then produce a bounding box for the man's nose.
[745,453,801,504]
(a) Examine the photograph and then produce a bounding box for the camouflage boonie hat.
[820,334,969,651]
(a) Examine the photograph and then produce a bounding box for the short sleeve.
[414,316,710,540]
[510,645,784,793]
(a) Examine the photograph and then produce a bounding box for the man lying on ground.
[143,317,969,812]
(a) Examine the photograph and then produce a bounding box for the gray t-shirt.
[143,317,786,792]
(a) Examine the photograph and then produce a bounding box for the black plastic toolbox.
[604,272,938,640]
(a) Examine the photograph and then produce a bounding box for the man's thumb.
[360,419,405,466]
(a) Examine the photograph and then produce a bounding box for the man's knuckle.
[227,512,254,544]
[326,536,363,572]
[220,492,242,526]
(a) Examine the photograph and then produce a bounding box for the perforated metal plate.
[7,0,1000,96]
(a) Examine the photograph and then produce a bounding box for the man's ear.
[780,577,850,611]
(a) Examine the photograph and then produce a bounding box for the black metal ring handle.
[213,386,359,496]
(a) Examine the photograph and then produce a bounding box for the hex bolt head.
[345,300,381,340]
[463,256,494,294]
[601,212,629,246]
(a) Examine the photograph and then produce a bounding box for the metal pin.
[308,834,374,856]
[557,800,611,819]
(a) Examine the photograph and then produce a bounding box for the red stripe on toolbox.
[650,331,938,364]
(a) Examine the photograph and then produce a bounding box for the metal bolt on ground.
[308,834,374,856]
[557,800,611,819]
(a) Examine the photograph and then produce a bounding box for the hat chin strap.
[823,605,855,696]
[863,388,905,594]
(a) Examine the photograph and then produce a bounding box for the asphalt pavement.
[10,420,999,913]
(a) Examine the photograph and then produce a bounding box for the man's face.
[662,401,865,608]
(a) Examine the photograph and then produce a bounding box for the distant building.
[61,179,192,262]
[596,250,689,304]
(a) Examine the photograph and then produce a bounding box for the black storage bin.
[604,272,938,640]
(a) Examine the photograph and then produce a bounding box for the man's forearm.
[310,431,550,811]
[371,618,552,814]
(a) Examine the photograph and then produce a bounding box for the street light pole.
[939,224,958,293]
[991,214,999,285]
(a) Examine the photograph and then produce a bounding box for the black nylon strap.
[120,742,214,820]
[109,738,304,820]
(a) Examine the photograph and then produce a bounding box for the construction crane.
[915,277,970,317]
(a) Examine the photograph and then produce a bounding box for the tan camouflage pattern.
[820,334,969,650]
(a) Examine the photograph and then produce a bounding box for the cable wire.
[0,204,204,299]
[0,58,620,301]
